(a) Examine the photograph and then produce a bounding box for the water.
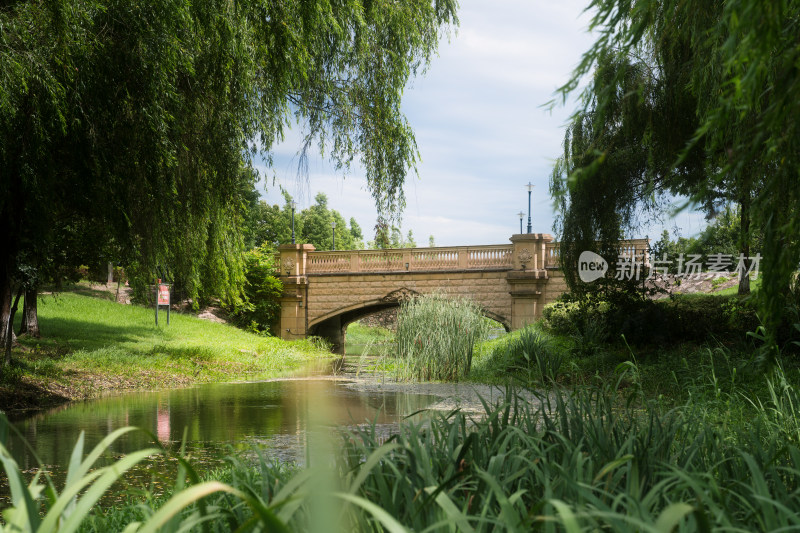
[3,379,439,503]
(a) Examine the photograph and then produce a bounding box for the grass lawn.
[1,288,333,413]
[344,322,394,356]
[712,274,762,295]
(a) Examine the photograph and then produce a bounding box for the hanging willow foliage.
[551,0,800,358]
[0,0,459,347]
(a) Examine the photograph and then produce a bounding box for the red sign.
[157,284,170,306]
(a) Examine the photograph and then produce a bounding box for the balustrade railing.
[289,239,649,274]
[307,253,351,273]
[305,245,513,274]
[468,247,513,268]
[411,249,459,270]
[544,239,650,268]
[545,243,560,268]
[359,251,404,272]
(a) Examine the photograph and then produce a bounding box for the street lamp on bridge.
[290,200,297,244]
[331,219,336,250]
[517,211,524,234]
[525,182,534,234]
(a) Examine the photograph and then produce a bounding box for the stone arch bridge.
[274,234,649,353]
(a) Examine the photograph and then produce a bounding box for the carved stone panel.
[380,288,420,302]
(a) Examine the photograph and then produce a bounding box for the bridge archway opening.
[307,300,511,355]
[308,301,399,355]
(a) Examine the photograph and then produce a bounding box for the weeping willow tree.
[552,1,795,351]
[551,49,700,301]
[0,0,458,366]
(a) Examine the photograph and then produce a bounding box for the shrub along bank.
[540,294,766,345]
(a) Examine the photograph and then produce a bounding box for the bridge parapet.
[305,244,514,274]
[543,239,650,269]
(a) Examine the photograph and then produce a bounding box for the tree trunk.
[3,287,22,367]
[0,273,13,368]
[738,193,751,295]
[18,288,40,338]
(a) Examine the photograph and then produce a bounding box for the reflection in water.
[6,380,438,474]
[156,400,170,443]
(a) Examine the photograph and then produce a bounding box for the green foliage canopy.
[229,245,283,334]
[552,0,799,347]
[0,0,458,343]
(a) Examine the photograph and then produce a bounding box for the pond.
[3,378,439,503]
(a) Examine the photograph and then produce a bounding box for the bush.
[541,301,583,334]
[395,293,487,381]
[657,294,759,343]
[505,326,564,382]
[541,300,609,336]
[229,245,283,334]
[542,294,762,346]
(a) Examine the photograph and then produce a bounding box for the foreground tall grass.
[32,361,796,531]
[395,293,487,381]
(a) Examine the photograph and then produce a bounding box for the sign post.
[156,279,170,325]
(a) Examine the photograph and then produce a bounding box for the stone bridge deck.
[274,234,649,352]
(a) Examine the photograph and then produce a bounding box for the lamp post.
[517,211,524,234]
[526,182,534,234]
[290,200,297,244]
[331,219,336,250]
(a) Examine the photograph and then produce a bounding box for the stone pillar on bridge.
[274,243,315,341]
[507,233,553,329]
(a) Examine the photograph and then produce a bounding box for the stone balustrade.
[544,239,650,268]
[545,242,560,268]
[305,245,514,274]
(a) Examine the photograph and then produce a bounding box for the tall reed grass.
[395,292,487,381]
[471,324,570,385]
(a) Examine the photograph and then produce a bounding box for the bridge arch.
[308,295,512,353]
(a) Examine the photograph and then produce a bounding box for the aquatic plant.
[394,292,488,381]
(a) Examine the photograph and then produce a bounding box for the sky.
[255,0,709,247]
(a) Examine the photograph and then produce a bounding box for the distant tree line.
[245,190,432,252]
[651,206,764,275]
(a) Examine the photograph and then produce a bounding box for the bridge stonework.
[273,234,647,353]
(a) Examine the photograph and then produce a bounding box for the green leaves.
[552,0,800,352]
[1,0,458,335]
[0,414,160,533]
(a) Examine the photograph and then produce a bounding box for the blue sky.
[256,0,708,247]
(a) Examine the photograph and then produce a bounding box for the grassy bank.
[344,322,394,356]
[470,321,800,407]
[1,288,333,414]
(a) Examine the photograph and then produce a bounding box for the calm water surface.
[6,379,438,480]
